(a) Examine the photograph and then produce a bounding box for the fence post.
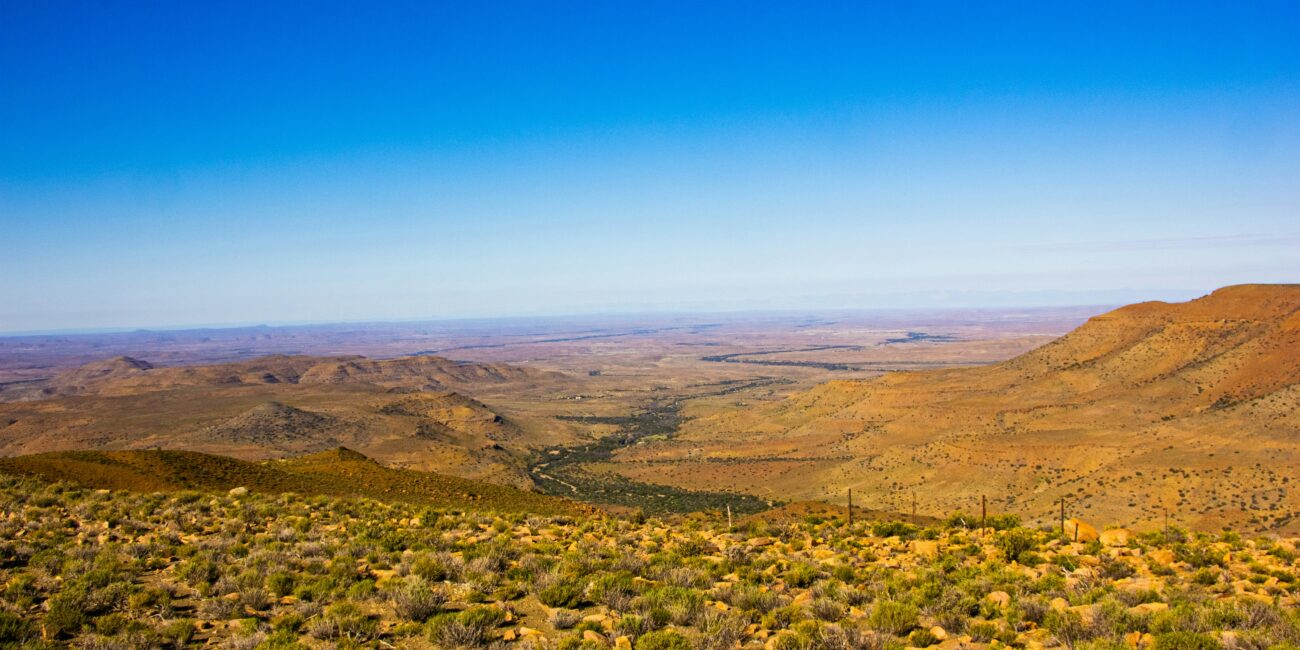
[847,488,853,529]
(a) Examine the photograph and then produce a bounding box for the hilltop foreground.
[613,285,1300,534]
[0,475,1296,649]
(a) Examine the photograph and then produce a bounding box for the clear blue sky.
[2,1,1298,333]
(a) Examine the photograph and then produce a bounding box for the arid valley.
[3,287,1298,536]
[4,4,1299,647]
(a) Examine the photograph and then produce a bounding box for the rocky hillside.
[616,285,1300,534]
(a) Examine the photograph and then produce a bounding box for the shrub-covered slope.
[0,474,1296,649]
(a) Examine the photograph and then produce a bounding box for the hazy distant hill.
[613,284,1300,534]
[12,353,563,400]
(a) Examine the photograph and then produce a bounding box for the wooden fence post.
[1163,505,1169,544]
[847,488,853,528]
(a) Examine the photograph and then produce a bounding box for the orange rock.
[1065,519,1099,542]
[912,540,940,559]
[1146,549,1175,565]
[1100,528,1132,547]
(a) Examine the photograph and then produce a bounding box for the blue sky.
[2,1,1298,333]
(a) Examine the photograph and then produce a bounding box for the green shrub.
[389,578,447,622]
[969,621,999,642]
[945,512,1021,531]
[996,528,1041,562]
[908,627,939,647]
[869,600,918,635]
[588,572,637,610]
[872,522,918,539]
[539,576,587,608]
[636,629,692,650]
[0,611,34,644]
[1044,609,1086,648]
[457,605,506,632]
[1153,632,1222,650]
[159,618,196,647]
[266,571,296,597]
[640,586,704,626]
[785,562,819,588]
[410,553,451,582]
[44,585,90,636]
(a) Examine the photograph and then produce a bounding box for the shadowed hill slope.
[0,447,590,515]
[615,285,1300,534]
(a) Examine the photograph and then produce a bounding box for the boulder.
[228,486,248,497]
[1100,528,1132,547]
[1068,604,1100,626]
[986,591,1011,607]
[912,540,940,559]
[1065,519,1098,542]
[1129,602,1169,615]
[1146,549,1175,565]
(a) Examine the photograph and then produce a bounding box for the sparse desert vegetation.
[0,474,1297,649]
